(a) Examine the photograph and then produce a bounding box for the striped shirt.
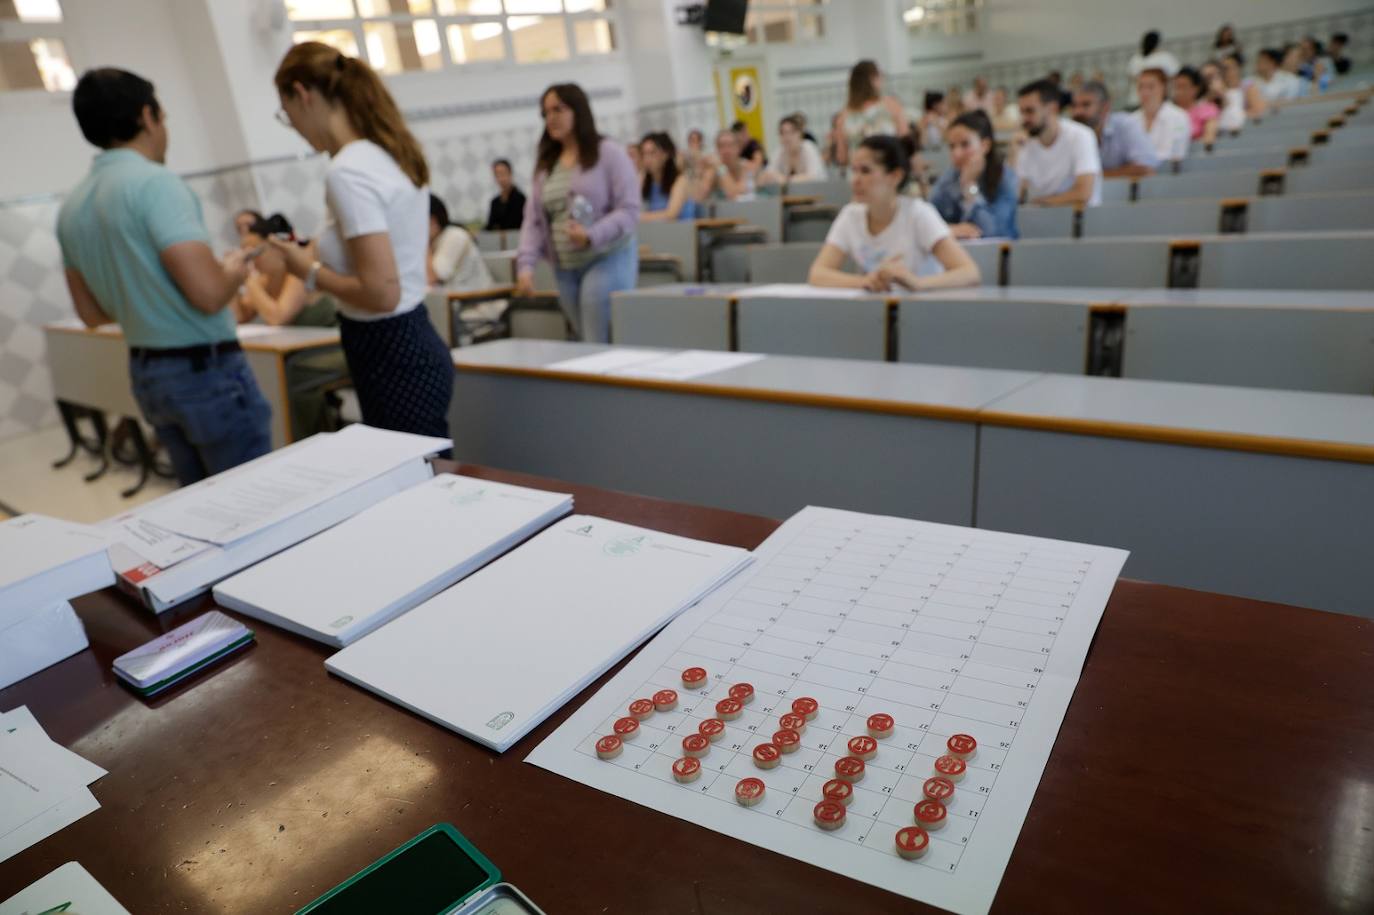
[543,163,596,270]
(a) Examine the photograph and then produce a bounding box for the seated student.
[1329,32,1351,76]
[758,115,826,186]
[808,135,979,293]
[928,110,1019,239]
[1071,80,1158,177]
[639,132,699,222]
[428,194,496,293]
[1216,55,1251,133]
[918,91,947,151]
[1128,30,1180,105]
[1173,67,1220,147]
[1252,47,1302,104]
[485,159,526,231]
[235,213,339,327]
[233,212,345,440]
[991,86,1019,132]
[1016,79,1102,207]
[1130,68,1191,164]
[732,120,766,170]
[698,129,757,201]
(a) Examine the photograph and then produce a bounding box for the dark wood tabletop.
[2,463,1372,914]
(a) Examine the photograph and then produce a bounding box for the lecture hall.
[1,0,1372,912]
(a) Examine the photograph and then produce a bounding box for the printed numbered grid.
[575,517,1093,873]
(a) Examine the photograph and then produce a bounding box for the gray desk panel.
[748,243,823,284]
[736,295,889,360]
[1121,288,1374,310]
[1122,305,1374,393]
[713,199,783,243]
[1245,192,1374,232]
[976,425,1374,617]
[1178,149,1290,173]
[1198,233,1374,289]
[1283,162,1374,195]
[610,290,732,350]
[1307,144,1374,167]
[1135,170,1260,201]
[1082,200,1222,238]
[638,221,699,282]
[785,179,852,208]
[1017,207,1076,239]
[963,242,1004,286]
[450,371,980,523]
[898,298,1089,374]
[1101,179,1133,203]
[1008,240,1171,287]
[1201,128,1319,150]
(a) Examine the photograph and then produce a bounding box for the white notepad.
[326,515,752,752]
[214,474,573,647]
[0,515,112,619]
[0,861,131,915]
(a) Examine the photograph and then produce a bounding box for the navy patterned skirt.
[339,305,453,447]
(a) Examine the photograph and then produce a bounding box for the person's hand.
[266,236,314,278]
[566,221,590,249]
[222,247,250,285]
[875,255,911,290]
[950,222,982,240]
[861,269,890,293]
[514,270,536,297]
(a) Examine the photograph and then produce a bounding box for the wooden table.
[2,464,1372,913]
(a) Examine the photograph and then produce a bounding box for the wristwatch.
[964,183,981,200]
[304,260,322,293]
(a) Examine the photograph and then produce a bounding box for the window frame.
[741,0,828,47]
[0,3,77,99]
[285,0,622,76]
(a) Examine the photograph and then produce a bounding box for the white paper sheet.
[0,788,100,865]
[546,349,665,375]
[327,515,751,752]
[139,425,450,545]
[109,518,210,570]
[734,284,883,299]
[0,707,106,865]
[0,861,132,915]
[608,351,766,382]
[528,506,1128,915]
[0,516,112,617]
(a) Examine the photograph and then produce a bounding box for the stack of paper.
[0,515,113,690]
[0,706,106,865]
[102,425,450,613]
[112,610,254,697]
[0,862,131,915]
[326,515,752,752]
[214,474,573,648]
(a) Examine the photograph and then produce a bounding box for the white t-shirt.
[1218,87,1246,132]
[319,139,429,322]
[764,140,826,183]
[1017,118,1102,207]
[824,197,951,275]
[1130,102,1192,162]
[431,225,495,293]
[1254,71,1302,102]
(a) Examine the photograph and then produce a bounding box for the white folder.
[214,474,573,647]
[326,515,753,752]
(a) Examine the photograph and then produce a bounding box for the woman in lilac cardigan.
[515,83,639,342]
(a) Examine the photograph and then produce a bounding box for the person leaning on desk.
[57,68,270,486]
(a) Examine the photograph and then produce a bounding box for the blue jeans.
[554,239,639,343]
[129,348,272,486]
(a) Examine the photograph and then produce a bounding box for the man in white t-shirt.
[1015,79,1102,208]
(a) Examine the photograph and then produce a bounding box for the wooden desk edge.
[452,360,985,424]
[977,409,1374,465]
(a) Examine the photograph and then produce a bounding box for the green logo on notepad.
[330,615,354,629]
[450,488,486,506]
[487,711,515,730]
[604,535,646,557]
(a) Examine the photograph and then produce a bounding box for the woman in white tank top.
[832,60,908,169]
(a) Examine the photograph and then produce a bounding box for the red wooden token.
[698,718,726,742]
[628,698,655,721]
[681,666,708,689]
[613,717,640,739]
[866,713,895,738]
[821,778,854,806]
[778,712,808,734]
[791,697,820,721]
[752,743,782,769]
[923,776,956,804]
[735,776,767,807]
[672,756,701,783]
[715,697,744,721]
[895,826,931,860]
[729,683,755,705]
[834,755,866,783]
[652,689,678,712]
[914,799,948,830]
[682,733,711,758]
[934,754,967,782]
[772,728,801,753]
[595,735,623,759]
[847,735,879,760]
[947,733,978,760]
[813,799,847,831]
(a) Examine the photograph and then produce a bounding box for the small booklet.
[112,610,254,697]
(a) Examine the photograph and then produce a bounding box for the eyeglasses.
[275,108,291,127]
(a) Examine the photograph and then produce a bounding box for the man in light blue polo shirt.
[1072,81,1160,178]
[57,68,270,485]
